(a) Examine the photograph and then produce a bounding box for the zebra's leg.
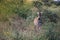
[34,25,38,32]
[38,23,42,32]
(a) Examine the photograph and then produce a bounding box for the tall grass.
[0,0,60,40]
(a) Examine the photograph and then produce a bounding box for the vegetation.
[0,0,60,40]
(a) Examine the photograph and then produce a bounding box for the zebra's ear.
[37,12,43,15]
[37,12,39,15]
